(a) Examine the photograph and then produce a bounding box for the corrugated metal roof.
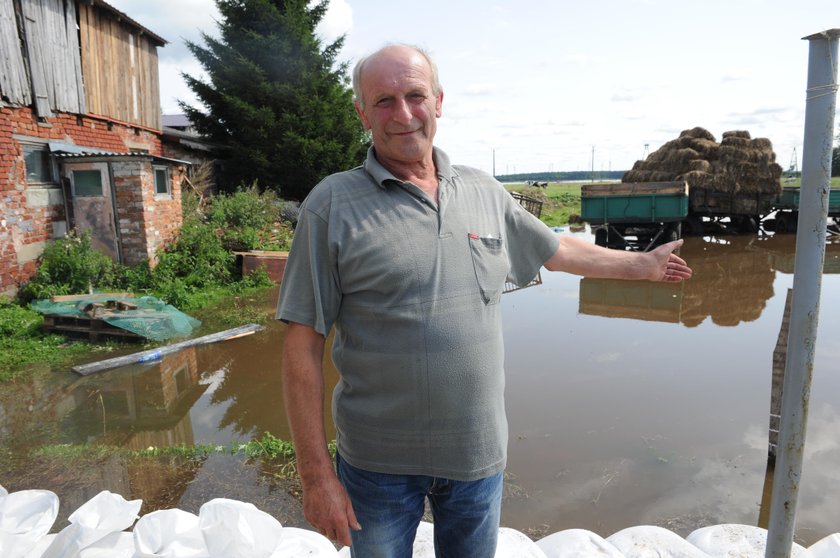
[51,148,191,166]
[88,0,168,46]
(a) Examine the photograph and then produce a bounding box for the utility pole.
[591,145,595,182]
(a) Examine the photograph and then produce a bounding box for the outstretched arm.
[282,322,360,546]
[544,237,692,282]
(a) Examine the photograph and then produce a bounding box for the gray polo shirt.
[276,147,559,480]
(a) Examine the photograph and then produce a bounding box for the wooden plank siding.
[18,0,87,116]
[0,0,31,105]
[78,3,162,130]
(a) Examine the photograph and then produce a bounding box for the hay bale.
[679,127,716,142]
[622,169,651,182]
[718,144,752,162]
[624,127,781,196]
[660,147,700,170]
[720,136,752,148]
[751,138,773,151]
[687,159,711,172]
[687,138,720,158]
[722,130,751,140]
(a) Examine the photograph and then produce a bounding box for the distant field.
[782,176,840,188]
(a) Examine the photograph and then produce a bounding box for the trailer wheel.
[595,228,608,246]
[665,223,681,243]
[683,216,703,236]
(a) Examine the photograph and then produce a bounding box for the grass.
[781,176,840,188]
[28,432,337,478]
[504,182,584,227]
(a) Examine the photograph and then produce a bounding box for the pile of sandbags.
[623,127,783,196]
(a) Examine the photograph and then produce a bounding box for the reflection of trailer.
[770,186,840,233]
[581,181,688,250]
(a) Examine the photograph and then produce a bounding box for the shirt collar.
[363,146,456,189]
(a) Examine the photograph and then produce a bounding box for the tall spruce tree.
[180,0,367,200]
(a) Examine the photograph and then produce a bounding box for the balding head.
[352,44,441,109]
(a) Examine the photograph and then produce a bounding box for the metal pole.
[765,29,839,558]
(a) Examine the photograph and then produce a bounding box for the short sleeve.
[275,200,341,336]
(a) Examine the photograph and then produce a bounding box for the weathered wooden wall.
[78,3,162,130]
[19,0,87,116]
[0,0,31,105]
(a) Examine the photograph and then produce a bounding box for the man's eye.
[375,99,393,107]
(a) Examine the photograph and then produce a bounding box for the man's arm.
[282,322,360,546]
[544,237,692,282]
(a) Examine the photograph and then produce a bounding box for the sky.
[107,0,839,176]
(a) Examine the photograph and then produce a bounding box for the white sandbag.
[132,508,208,558]
[0,488,59,558]
[199,498,284,558]
[686,524,806,557]
[536,528,624,558]
[40,490,142,558]
[270,526,338,557]
[77,531,135,558]
[495,527,547,557]
[803,533,840,558]
[607,525,710,558]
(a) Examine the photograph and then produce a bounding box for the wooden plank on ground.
[72,323,265,376]
[581,181,688,197]
[51,292,134,302]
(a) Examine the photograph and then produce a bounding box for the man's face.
[354,47,443,169]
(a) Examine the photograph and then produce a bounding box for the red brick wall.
[0,106,180,295]
[112,161,184,266]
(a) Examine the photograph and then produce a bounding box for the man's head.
[352,44,444,171]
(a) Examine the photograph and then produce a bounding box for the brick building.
[0,0,188,296]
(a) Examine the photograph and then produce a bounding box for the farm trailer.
[768,186,840,233]
[579,181,830,250]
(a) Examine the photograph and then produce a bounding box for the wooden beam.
[581,181,688,197]
[72,323,265,376]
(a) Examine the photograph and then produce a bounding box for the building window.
[73,169,103,197]
[154,166,170,196]
[23,145,54,183]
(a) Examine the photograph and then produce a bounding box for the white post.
[765,29,839,558]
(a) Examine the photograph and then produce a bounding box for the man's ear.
[354,101,371,129]
[435,89,444,118]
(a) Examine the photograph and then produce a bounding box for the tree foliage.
[180,0,367,200]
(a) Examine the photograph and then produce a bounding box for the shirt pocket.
[468,234,509,305]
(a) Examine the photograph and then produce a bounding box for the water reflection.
[60,349,205,448]
[579,235,840,328]
[1,233,839,544]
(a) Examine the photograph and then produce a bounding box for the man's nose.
[392,98,413,124]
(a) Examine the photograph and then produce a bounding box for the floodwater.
[2,230,840,545]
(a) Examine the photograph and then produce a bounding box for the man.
[276,44,692,557]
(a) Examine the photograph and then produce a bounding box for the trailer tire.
[665,223,681,243]
[595,228,608,247]
[683,216,703,236]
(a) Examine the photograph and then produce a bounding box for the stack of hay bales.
[623,127,783,197]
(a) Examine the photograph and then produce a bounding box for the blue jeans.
[336,454,503,558]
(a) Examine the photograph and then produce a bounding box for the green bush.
[208,185,291,252]
[19,231,119,303]
[0,299,42,337]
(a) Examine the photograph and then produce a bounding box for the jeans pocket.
[468,234,508,305]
